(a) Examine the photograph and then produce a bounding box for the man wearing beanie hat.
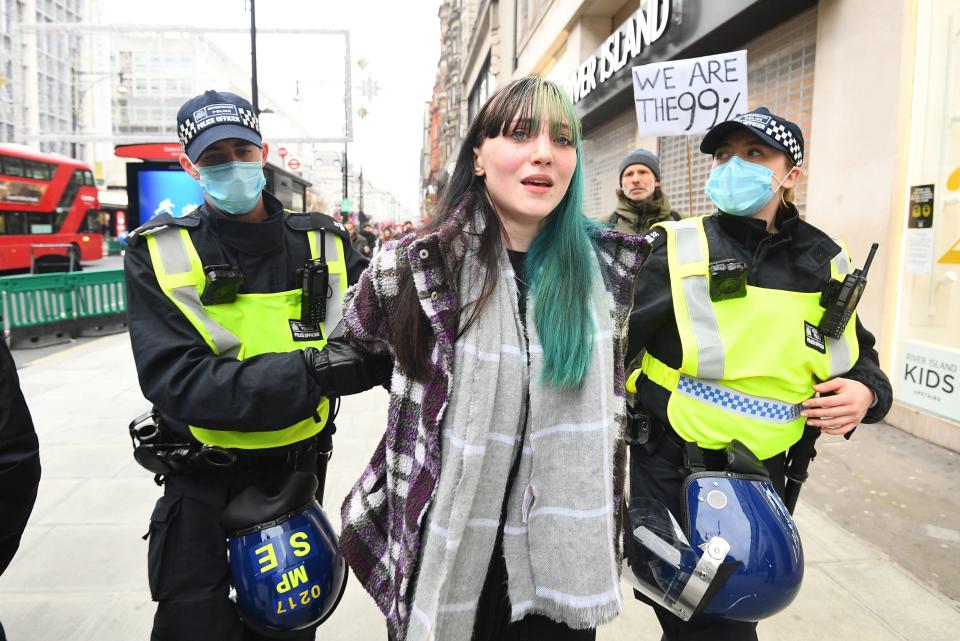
[123,90,390,640]
[608,148,679,235]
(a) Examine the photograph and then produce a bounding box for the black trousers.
[628,442,786,641]
[470,525,596,641]
[147,463,319,641]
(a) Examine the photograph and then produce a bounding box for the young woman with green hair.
[337,76,648,641]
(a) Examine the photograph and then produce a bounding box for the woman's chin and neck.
[493,209,549,252]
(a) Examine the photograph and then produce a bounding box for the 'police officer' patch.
[804,321,826,354]
[289,320,322,342]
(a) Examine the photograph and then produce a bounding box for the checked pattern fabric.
[237,107,260,132]
[677,375,803,424]
[765,119,803,167]
[178,118,198,147]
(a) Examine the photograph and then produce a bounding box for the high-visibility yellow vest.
[144,222,349,450]
[627,215,859,460]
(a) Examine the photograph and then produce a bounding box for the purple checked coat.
[338,198,649,639]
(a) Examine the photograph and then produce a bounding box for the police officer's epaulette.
[126,213,200,247]
[640,228,667,257]
[283,211,349,243]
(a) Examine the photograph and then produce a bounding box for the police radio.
[299,258,329,325]
[818,242,878,339]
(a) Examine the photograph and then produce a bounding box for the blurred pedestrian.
[347,221,371,257]
[360,222,377,252]
[608,148,679,234]
[338,76,647,641]
[373,226,393,255]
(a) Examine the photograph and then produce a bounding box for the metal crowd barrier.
[0,269,128,349]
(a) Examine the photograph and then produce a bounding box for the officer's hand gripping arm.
[303,337,393,397]
[800,377,876,435]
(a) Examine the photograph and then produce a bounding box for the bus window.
[79,210,102,233]
[28,213,53,234]
[55,171,82,213]
[53,210,69,232]
[0,212,28,235]
[1,156,25,178]
[24,160,56,181]
[82,170,96,186]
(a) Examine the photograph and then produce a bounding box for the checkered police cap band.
[178,118,198,148]
[177,106,261,150]
[765,119,803,167]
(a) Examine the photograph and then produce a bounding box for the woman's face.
[473,116,578,227]
[712,128,798,189]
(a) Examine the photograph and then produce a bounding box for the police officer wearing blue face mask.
[623,108,893,641]
[123,90,391,641]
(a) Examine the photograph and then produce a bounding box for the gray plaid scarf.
[406,222,623,641]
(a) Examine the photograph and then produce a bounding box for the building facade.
[424,0,960,449]
[0,0,86,157]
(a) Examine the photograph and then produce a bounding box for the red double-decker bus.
[0,143,104,272]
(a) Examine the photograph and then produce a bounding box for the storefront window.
[894,0,960,422]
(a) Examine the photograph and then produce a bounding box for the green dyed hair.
[527,144,601,388]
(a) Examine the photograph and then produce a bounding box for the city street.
[0,332,957,640]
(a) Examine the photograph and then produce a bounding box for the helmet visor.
[623,497,732,621]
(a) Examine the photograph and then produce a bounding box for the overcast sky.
[100,0,442,216]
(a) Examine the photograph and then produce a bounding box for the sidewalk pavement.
[1,332,957,640]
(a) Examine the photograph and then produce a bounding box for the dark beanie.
[619,148,661,182]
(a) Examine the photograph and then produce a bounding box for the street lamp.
[71,69,125,159]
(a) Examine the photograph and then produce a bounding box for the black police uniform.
[124,192,368,641]
[626,204,893,641]
[0,339,40,576]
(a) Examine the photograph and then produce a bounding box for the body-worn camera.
[299,258,329,325]
[709,259,748,301]
[200,264,244,306]
[818,242,878,339]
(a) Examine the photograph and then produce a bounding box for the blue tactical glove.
[303,337,392,397]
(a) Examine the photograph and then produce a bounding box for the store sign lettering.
[895,340,960,421]
[569,0,672,103]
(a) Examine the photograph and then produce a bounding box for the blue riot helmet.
[221,471,348,637]
[624,440,804,622]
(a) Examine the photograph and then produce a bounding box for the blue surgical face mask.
[194,160,266,215]
[704,156,789,217]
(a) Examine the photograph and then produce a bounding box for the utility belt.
[627,398,811,511]
[626,401,725,469]
[128,408,334,485]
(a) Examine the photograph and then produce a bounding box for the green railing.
[0,269,127,348]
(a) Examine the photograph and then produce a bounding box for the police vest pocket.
[147,495,182,601]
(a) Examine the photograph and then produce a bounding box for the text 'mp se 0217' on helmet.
[624,440,804,622]
[221,471,348,636]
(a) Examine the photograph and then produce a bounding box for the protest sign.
[632,51,748,136]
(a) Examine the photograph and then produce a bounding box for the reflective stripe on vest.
[672,220,724,379]
[676,376,803,423]
[311,229,347,331]
[631,215,860,459]
[150,226,241,357]
[826,242,853,378]
[145,223,349,449]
